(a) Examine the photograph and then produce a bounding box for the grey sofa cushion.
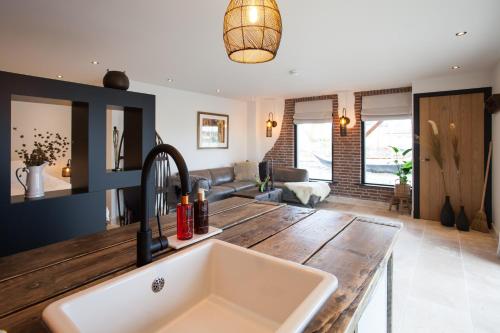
[210,167,235,185]
[206,185,235,202]
[189,169,213,188]
[223,181,255,191]
[196,178,210,191]
[273,167,309,183]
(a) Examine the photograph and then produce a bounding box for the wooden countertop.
[0,197,401,333]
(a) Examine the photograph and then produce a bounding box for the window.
[363,119,412,186]
[296,123,332,181]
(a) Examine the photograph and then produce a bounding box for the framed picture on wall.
[197,112,229,149]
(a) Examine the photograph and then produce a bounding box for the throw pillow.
[234,161,258,182]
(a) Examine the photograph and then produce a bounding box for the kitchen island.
[0,197,400,332]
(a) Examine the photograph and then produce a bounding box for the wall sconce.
[61,159,71,178]
[266,112,278,137]
[339,108,350,137]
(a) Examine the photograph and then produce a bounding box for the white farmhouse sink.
[43,239,337,333]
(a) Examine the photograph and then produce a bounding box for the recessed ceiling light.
[57,75,63,78]
[216,89,221,93]
[91,60,99,65]
[451,65,461,70]
[455,31,467,37]
[167,78,173,83]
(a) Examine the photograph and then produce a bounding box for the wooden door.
[419,93,485,221]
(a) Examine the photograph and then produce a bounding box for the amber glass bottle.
[194,189,209,234]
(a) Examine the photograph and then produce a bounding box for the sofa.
[190,167,255,202]
[167,167,254,206]
[168,165,324,207]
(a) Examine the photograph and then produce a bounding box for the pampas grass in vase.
[449,123,469,231]
[428,120,455,227]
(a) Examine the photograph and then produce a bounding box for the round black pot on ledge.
[103,70,129,90]
[440,196,455,227]
[456,206,470,231]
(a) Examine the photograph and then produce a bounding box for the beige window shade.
[293,100,333,124]
[361,92,412,121]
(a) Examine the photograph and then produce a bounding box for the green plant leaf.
[402,148,412,156]
[389,146,399,153]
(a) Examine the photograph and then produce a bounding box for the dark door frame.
[413,87,492,227]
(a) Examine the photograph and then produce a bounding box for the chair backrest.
[154,133,171,216]
[118,132,172,226]
[273,167,309,183]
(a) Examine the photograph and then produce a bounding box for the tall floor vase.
[456,206,470,231]
[440,196,455,227]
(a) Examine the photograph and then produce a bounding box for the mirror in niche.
[10,96,72,198]
[106,105,125,172]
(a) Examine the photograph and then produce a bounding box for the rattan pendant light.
[223,0,282,64]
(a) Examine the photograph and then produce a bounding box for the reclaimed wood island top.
[0,197,400,333]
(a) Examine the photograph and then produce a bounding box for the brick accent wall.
[263,87,412,202]
[263,95,337,168]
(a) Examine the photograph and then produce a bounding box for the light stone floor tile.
[317,196,500,333]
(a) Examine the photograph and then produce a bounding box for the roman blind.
[361,92,412,121]
[293,100,333,124]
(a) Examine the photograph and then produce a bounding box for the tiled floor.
[317,196,500,333]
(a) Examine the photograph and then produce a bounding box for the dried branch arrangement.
[13,127,70,167]
[427,120,448,195]
[449,123,463,205]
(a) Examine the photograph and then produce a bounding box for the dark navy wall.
[0,71,156,256]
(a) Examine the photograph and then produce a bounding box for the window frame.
[294,123,333,182]
[361,118,413,187]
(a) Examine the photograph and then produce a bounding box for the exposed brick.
[263,87,411,202]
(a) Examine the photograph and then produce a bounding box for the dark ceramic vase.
[259,161,270,191]
[440,196,455,227]
[456,206,470,231]
[103,70,129,90]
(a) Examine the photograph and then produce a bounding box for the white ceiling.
[1,0,499,99]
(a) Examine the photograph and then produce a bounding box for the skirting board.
[167,226,222,250]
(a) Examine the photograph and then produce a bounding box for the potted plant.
[389,146,412,198]
[13,127,70,198]
[255,175,270,193]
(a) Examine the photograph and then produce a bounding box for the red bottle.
[177,195,193,240]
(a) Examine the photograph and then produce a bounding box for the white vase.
[16,163,47,198]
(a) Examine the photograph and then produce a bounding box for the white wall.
[412,71,492,93]
[130,81,249,171]
[246,100,257,161]
[246,98,285,162]
[257,98,285,161]
[492,62,500,229]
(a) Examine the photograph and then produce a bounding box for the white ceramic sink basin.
[43,239,338,333]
